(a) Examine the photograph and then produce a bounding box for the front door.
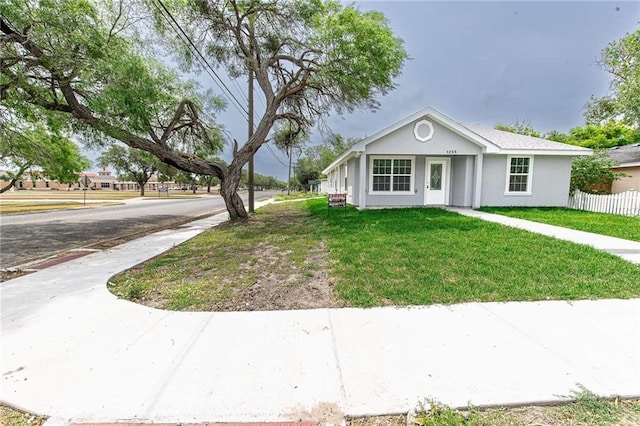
[425,159,447,205]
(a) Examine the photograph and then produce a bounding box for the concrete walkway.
[447,207,640,265]
[1,206,639,425]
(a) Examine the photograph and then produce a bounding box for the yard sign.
[328,193,347,215]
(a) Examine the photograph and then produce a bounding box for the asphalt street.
[0,192,275,268]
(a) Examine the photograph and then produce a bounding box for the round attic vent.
[413,119,434,142]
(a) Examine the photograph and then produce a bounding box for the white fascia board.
[495,149,593,156]
[321,151,361,175]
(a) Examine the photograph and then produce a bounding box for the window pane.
[509,175,528,192]
[373,175,390,191]
[430,163,442,190]
[373,159,392,175]
[393,175,411,191]
[393,159,412,175]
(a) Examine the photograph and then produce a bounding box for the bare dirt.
[207,239,345,312]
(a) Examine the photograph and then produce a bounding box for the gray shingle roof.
[463,125,592,152]
[608,143,640,165]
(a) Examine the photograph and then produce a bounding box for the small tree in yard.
[99,145,160,196]
[571,150,627,194]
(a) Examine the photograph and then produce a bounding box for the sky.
[208,0,639,181]
[79,1,639,181]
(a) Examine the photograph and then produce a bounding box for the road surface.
[0,192,275,269]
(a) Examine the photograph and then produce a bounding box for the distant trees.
[98,145,160,196]
[0,121,89,193]
[291,134,359,191]
[494,121,541,137]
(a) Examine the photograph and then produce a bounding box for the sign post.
[328,193,347,216]
[80,175,90,206]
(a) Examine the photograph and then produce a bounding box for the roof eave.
[491,149,593,156]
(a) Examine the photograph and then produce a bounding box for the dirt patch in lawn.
[206,239,344,311]
[110,202,346,311]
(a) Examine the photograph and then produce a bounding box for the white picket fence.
[568,190,640,216]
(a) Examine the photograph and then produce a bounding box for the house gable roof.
[608,143,640,167]
[462,125,592,153]
[322,107,592,174]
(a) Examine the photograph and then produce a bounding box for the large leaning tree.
[1,0,407,219]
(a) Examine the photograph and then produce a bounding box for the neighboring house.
[608,144,640,193]
[322,107,592,209]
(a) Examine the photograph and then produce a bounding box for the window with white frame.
[370,156,414,193]
[506,156,533,194]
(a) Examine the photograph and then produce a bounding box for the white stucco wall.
[481,155,573,207]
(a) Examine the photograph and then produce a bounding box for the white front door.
[425,159,447,205]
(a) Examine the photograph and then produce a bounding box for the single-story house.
[608,143,640,193]
[322,107,592,209]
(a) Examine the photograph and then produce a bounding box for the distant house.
[322,107,592,209]
[608,144,640,193]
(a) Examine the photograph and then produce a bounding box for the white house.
[322,107,592,209]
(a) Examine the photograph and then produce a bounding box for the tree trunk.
[0,178,17,194]
[219,166,248,220]
[140,185,145,196]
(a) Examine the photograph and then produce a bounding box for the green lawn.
[478,207,640,242]
[110,199,640,310]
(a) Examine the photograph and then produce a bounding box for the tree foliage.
[1,0,406,218]
[1,0,225,199]
[0,118,89,193]
[561,121,640,149]
[494,121,541,137]
[98,144,160,195]
[149,0,407,216]
[585,28,640,126]
[293,133,359,191]
[570,150,627,194]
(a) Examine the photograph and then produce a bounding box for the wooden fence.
[568,190,640,216]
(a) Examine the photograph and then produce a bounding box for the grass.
[109,199,640,310]
[110,201,327,310]
[479,207,640,242]
[413,387,640,425]
[273,191,325,201]
[0,404,47,426]
[0,201,119,214]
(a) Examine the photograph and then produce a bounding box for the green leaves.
[310,3,408,111]
[570,150,626,194]
[586,28,640,126]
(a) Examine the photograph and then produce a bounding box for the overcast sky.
[209,0,637,181]
[81,1,638,181]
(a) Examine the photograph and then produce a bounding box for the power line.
[264,141,288,167]
[151,0,249,118]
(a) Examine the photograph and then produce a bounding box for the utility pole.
[247,58,255,213]
[287,145,292,195]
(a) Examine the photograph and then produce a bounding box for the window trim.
[369,155,415,195]
[504,155,534,196]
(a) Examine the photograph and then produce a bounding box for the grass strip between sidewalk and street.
[478,207,640,242]
[108,199,640,311]
[0,201,120,214]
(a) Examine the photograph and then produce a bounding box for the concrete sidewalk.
[447,207,640,265]
[1,207,640,425]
